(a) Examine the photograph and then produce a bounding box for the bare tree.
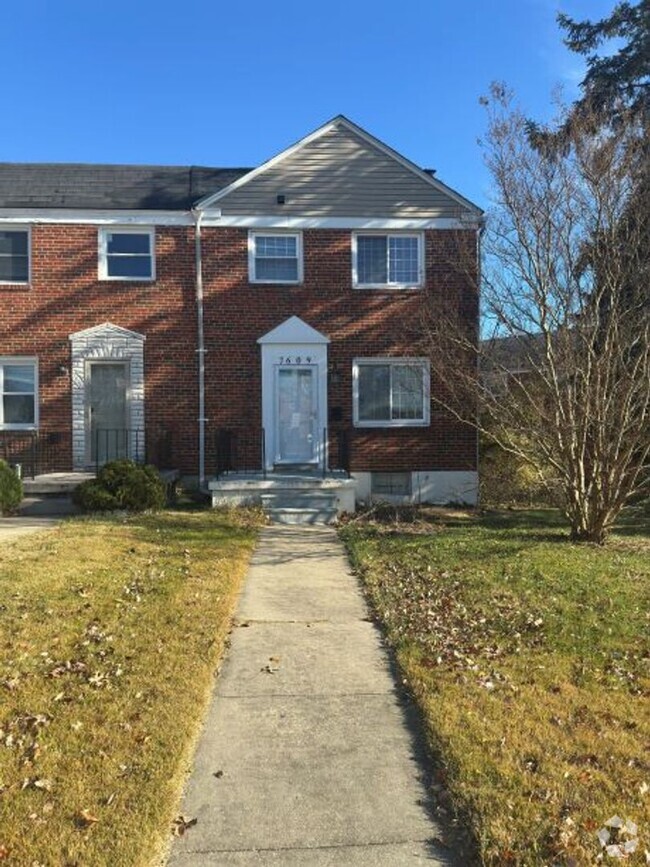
[420,87,649,543]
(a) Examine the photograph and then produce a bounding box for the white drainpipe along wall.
[192,208,207,488]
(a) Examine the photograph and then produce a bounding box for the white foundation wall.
[353,471,478,507]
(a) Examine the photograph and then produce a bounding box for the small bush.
[480,435,553,507]
[73,460,166,512]
[0,460,23,515]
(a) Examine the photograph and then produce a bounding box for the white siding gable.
[211,120,477,220]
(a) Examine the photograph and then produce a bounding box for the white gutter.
[192,208,207,489]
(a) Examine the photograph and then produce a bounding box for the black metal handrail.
[94,428,144,472]
[328,428,351,477]
[93,428,173,472]
[0,430,67,478]
[214,428,266,479]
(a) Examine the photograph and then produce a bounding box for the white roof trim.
[69,322,146,341]
[0,210,480,230]
[257,315,330,345]
[201,215,481,230]
[196,115,483,216]
[0,209,193,226]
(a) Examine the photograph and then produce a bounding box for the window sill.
[353,421,429,429]
[249,279,303,286]
[98,277,156,283]
[353,284,423,291]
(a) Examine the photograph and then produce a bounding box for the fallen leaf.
[172,815,197,836]
[76,809,99,827]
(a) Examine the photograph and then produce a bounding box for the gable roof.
[0,115,481,217]
[198,115,482,217]
[0,164,250,210]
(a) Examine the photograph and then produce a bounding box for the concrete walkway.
[0,515,61,541]
[169,526,458,866]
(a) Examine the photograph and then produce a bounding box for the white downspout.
[192,208,207,489]
[475,218,485,508]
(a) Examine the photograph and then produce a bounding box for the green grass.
[0,508,263,866]
[340,506,650,865]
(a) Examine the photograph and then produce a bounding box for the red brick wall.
[1,223,478,474]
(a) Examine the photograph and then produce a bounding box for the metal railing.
[0,431,68,478]
[327,428,351,477]
[93,428,173,473]
[212,427,352,479]
[214,428,266,479]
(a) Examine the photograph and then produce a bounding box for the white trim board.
[0,211,481,230]
[0,210,194,226]
[205,215,481,229]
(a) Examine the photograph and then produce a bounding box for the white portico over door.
[258,316,329,471]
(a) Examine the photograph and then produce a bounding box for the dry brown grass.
[341,507,650,865]
[0,508,262,866]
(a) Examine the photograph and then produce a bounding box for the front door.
[88,362,128,465]
[276,366,317,463]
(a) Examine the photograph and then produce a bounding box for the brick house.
[0,116,481,510]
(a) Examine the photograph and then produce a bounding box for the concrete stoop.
[19,473,95,517]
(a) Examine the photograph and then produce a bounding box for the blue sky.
[2,0,613,209]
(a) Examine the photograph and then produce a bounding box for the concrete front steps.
[209,473,357,525]
[18,469,180,515]
[261,490,338,524]
[19,473,95,516]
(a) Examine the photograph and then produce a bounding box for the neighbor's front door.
[276,366,317,463]
[88,362,128,465]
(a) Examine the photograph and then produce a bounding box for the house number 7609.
[279,356,312,364]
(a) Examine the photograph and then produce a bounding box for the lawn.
[340,506,650,865]
[0,508,262,866]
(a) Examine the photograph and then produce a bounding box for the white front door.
[276,366,317,463]
[88,362,128,464]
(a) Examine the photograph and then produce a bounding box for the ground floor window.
[353,357,429,427]
[371,472,412,496]
[0,358,37,428]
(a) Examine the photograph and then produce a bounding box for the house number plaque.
[278,356,313,365]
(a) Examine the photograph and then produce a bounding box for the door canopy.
[257,316,329,346]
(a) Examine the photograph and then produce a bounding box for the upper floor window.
[353,358,429,427]
[249,232,302,283]
[99,228,155,280]
[0,358,37,429]
[352,233,423,288]
[0,227,29,284]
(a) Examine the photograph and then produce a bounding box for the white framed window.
[0,226,30,284]
[0,358,38,429]
[352,233,423,288]
[248,232,302,283]
[353,358,429,427]
[98,228,155,281]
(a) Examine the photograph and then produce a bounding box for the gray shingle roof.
[0,164,252,210]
